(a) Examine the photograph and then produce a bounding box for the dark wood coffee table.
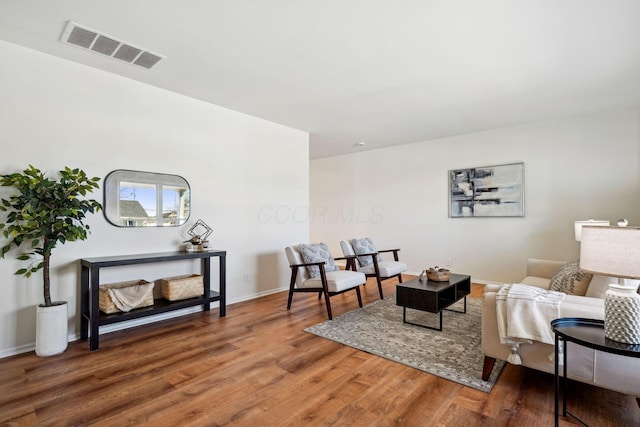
[395,273,471,331]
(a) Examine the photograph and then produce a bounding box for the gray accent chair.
[340,238,407,299]
[285,245,366,319]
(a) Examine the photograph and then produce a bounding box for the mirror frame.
[104,169,191,227]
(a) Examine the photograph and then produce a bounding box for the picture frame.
[449,162,524,218]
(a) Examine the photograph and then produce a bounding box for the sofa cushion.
[585,275,617,299]
[560,294,605,318]
[298,243,338,278]
[301,269,366,292]
[521,276,551,289]
[549,260,592,296]
[583,277,639,299]
[358,260,407,277]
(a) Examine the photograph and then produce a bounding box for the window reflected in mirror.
[104,170,190,227]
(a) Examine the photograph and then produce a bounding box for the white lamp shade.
[579,226,640,278]
[574,219,610,242]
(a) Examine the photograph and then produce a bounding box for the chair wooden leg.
[376,277,384,299]
[287,268,298,310]
[482,356,496,381]
[319,264,333,320]
[371,257,384,299]
[355,287,363,307]
[398,273,403,283]
[323,291,333,320]
[318,291,322,299]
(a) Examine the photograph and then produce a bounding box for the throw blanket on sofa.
[496,283,565,364]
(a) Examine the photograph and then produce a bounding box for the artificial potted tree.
[0,165,101,356]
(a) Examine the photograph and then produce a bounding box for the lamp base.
[604,284,640,344]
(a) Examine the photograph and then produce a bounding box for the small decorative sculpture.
[183,235,202,245]
[182,219,213,251]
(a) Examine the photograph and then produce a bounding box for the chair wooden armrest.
[378,248,400,261]
[333,255,357,261]
[335,255,358,271]
[354,252,378,257]
[289,261,326,269]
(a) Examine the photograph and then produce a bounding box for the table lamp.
[579,225,640,344]
[574,219,610,242]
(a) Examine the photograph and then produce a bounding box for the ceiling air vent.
[60,21,165,69]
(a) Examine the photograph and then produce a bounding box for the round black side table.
[551,318,640,427]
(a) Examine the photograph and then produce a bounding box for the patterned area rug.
[304,295,505,392]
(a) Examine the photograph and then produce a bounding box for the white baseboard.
[0,343,36,359]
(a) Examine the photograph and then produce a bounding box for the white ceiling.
[1,1,640,159]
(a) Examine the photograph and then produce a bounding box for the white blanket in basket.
[496,283,564,364]
[108,282,154,312]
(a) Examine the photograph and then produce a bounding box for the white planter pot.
[36,302,68,357]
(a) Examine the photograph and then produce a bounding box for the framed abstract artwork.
[449,162,524,218]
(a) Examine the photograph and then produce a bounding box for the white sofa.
[482,258,640,398]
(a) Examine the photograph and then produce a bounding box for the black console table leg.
[220,254,226,317]
[203,257,211,311]
[90,267,100,351]
[80,265,89,340]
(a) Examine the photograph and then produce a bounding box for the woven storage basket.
[159,274,203,301]
[426,269,451,282]
[99,280,154,314]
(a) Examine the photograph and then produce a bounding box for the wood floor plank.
[1,279,639,426]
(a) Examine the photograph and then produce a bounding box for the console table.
[80,250,226,351]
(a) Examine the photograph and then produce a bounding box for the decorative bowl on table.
[426,267,451,282]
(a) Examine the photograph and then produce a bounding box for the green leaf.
[0,165,101,286]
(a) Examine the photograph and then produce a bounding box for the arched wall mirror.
[104,169,190,227]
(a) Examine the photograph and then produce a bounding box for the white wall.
[0,41,309,356]
[311,108,640,284]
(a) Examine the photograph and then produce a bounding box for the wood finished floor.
[1,278,639,426]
